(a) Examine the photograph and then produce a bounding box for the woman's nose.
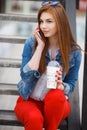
[42,22,47,28]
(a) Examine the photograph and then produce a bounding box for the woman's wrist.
[37,44,45,51]
[58,83,64,91]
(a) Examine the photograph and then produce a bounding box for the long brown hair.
[34,4,81,74]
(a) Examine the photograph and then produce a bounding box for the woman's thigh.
[44,89,71,120]
[14,96,44,124]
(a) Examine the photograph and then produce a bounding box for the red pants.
[14,89,71,130]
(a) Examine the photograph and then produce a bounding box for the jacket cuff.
[23,64,40,78]
[63,82,70,95]
[23,64,32,73]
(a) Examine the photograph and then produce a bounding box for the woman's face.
[39,12,57,38]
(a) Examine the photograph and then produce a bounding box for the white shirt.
[30,60,60,101]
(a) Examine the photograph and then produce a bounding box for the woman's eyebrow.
[40,18,54,21]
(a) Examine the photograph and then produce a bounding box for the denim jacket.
[18,36,82,100]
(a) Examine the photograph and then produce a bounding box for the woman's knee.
[44,89,65,103]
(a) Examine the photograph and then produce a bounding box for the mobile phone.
[37,31,42,39]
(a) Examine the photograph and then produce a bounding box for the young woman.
[14,1,82,130]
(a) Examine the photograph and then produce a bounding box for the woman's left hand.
[56,66,64,91]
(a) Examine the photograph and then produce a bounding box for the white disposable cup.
[47,66,60,89]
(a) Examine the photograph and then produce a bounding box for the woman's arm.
[63,49,82,96]
[17,28,45,100]
[17,37,44,99]
[28,45,44,70]
[21,27,45,79]
[28,27,45,70]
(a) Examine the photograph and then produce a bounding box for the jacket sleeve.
[63,49,82,96]
[17,36,40,100]
[20,36,40,81]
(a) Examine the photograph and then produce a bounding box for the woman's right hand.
[34,27,45,49]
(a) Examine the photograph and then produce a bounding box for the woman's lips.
[43,31,49,34]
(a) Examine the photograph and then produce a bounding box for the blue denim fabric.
[17,36,82,100]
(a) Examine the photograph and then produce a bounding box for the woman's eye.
[47,20,53,23]
[39,20,54,24]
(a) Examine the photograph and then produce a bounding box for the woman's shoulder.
[24,35,35,49]
[71,45,82,58]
